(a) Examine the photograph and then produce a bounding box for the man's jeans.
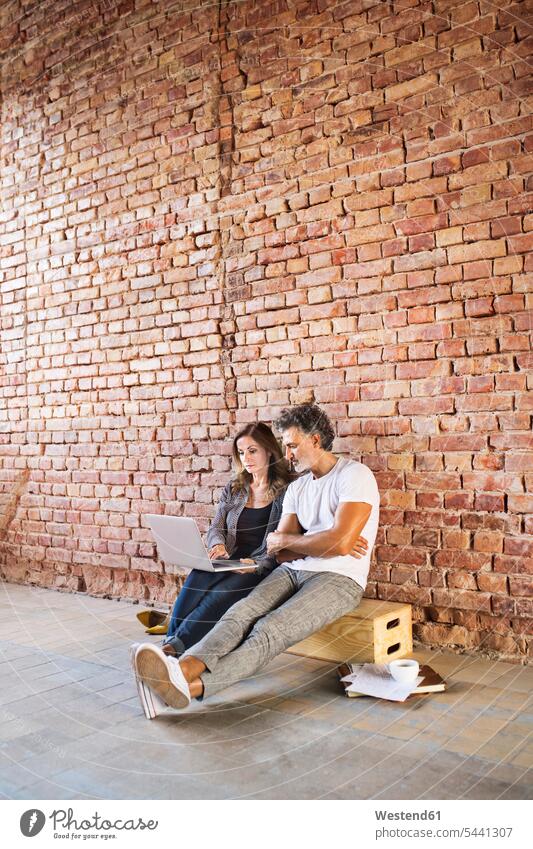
[181,564,364,699]
[163,568,264,656]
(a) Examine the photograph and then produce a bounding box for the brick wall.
[1,0,531,660]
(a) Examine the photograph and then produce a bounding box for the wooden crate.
[286,598,412,664]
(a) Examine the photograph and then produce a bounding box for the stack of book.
[338,663,446,700]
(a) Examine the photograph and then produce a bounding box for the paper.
[342,663,423,702]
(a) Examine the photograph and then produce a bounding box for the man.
[131,403,380,714]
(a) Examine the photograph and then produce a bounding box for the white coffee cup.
[388,659,420,683]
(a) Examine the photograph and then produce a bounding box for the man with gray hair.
[132,403,380,713]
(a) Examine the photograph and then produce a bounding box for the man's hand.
[209,544,229,560]
[234,558,258,574]
[351,535,368,559]
[266,531,288,555]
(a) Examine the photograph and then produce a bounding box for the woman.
[138,422,295,657]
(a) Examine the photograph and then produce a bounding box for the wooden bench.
[286,598,412,664]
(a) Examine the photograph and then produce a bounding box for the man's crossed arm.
[266,502,372,563]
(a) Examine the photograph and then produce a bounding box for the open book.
[338,663,446,699]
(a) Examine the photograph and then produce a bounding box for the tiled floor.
[0,581,531,800]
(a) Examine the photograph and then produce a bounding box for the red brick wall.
[1,0,531,660]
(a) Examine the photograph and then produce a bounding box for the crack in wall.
[0,57,30,551]
[0,470,30,540]
[212,0,241,424]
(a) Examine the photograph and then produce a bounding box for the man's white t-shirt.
[281,457,380,588]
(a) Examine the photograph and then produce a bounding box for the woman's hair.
[275,403,335,451]
[231,422,295,497]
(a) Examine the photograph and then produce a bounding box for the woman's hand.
[209,544,230,560]
[234,558,258,574]
[351,536,368,559]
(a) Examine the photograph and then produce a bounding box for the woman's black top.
[230,504,273,561]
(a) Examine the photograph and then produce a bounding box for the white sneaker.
[129,643,167,720]
[134,643,191,710]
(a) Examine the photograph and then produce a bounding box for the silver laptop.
[146,515,256,573]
